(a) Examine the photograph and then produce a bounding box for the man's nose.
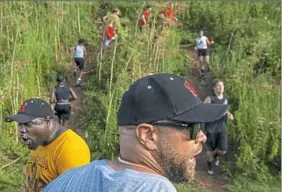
[196,130,207,143]
[18,124,27,133]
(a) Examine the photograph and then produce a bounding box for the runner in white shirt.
[195,31,214,82]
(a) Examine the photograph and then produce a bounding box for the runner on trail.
[138,5,152,31]
[160,1,181,27]
[6,98,90,192]
[102,9,121,49]
[43,73,228,192]
[203,79,234,175]
[70,39,86,86]
[51,74,77,127]
[195,30,214,81]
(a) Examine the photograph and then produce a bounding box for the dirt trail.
[67,44,97,136]
[185,48,229,192]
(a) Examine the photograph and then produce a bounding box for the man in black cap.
[51,74,77,127]
[44,73,228,192]
[6,98,90,192]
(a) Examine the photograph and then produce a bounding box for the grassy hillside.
[0,1,280,192]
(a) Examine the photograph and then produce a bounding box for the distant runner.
[160,1,181,28]
[103,9,121,49]
[203,79,234,175]
[6,98,90,192]
[195,30,214,82]
[138,5,152,31]
[51,74,77,127]
[70,39,87,86]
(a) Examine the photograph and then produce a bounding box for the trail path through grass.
[186,48,230,192]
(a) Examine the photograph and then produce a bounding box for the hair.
[78,39,84,45]
[56,74,64,83]
[168,1,173,6]
[212,79,223,88]
[113,8,120,13]
[145,5,151,9]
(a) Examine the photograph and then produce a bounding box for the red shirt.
[161,7,174,21]
[138,9,150,26]
[105,25,116,40]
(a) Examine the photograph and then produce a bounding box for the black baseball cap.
[117,73,228,125]
[6,98,54,124]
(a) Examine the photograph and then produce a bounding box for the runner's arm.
[142,15,147,24]
[84,46,86,59]
[227,111,234,120]
[70,47,75,56]
[206,37,214,45]
[50,89,56,104]
[160,11,170,22]
[102,15,108,22]
[203,96,211,104]
[69,88,77,101]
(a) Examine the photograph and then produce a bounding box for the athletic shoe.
[208,170,214,175]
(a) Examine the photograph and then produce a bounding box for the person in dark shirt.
[203,79,234,175]
[50,74,77,126]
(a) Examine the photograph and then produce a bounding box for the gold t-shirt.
[25,129,90,191]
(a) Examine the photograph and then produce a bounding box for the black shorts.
[74,58,84,70]
[54,104,71,120]
[197,49,209,57]
[206,131,227,152]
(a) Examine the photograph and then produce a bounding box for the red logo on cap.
[19,103,27,112]
[184,81,198,96]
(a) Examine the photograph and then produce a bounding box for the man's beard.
[156,135,198,183]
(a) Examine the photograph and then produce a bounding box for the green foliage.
[0,1,280,191]
[181,1,280,183]
[227,174,281,192]
[0,2,101,190]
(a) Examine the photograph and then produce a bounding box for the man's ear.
[136,123,159,150]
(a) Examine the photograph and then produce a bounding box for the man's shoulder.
[58,130,88,148]
[120,170,176,191]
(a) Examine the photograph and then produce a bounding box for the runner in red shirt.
[160,1,181,27]
[103,9,121,49]
[138,5,152,31]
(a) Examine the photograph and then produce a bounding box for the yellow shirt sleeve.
[55,138,90,174]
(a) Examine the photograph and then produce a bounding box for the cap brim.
[6,114,36,124]
[169,103,228,123]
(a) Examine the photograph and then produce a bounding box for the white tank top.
[196,36,208,49]
[74,45,84,58]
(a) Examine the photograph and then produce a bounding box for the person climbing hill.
[138,5,152,31]
[160,1,182,28]
[103,8,121,49]
[195,30,214,83]
[70,39,87,86]
[50,73,77,127]
[203,79,234,175]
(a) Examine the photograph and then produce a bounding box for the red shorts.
[105,26,116,40]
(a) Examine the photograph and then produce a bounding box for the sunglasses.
[151,121,201,140]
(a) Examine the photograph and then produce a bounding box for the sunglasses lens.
[191,124,201,139]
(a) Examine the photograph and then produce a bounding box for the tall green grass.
[181,1,280,188]
[0,2,100,190]
[0,1,280,191]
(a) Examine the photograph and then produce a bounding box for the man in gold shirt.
[6,98,90,192]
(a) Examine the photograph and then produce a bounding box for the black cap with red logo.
[6,98,54,124]
[117,73,228,125]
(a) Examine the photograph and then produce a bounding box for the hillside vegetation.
[0,1,280,192]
